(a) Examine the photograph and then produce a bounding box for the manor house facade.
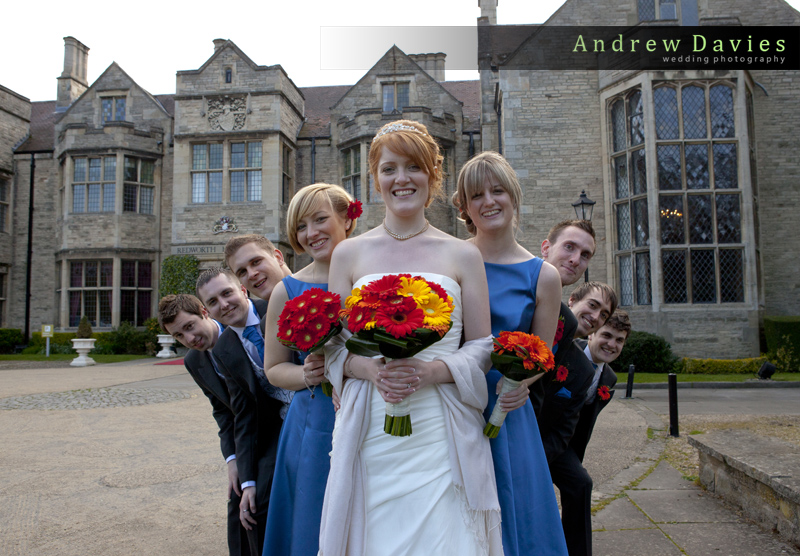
[1,0,798,359]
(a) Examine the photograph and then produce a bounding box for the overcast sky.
[3,0,799,102]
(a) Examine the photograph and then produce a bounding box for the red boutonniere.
[556,365,569,382]
[347,199,363,220]
[553,315,565,346]
[597,385,611,401]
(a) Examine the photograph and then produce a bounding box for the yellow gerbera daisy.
[345,288,363,308]
[418,293,453,327]
[398,277,431,305]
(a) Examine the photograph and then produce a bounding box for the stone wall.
[9,154,58,333]
[0,85,30,175]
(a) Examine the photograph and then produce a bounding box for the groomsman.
[223,234,291,301]
[196,266,288,555]
[537,281,617,556]
[158,293,254,556]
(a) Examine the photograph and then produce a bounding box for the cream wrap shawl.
[319,330,503,556]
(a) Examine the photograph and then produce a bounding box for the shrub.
[615,330,680,374]
[76,316,93,338]
[681,356,768,375]
[0,329,23,354]
[159,255,201,298]
[27,331,76,354]
[104,322,151,355]
[764,316,800,372]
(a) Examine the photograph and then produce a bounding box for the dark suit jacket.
[530,301,579,416]
[211,299,283,511]
[571,340,618,462]
[537,336,595,464]
[184,348,236,460]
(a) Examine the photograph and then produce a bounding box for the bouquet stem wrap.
[483,376,521,439]
[382,357,412,436]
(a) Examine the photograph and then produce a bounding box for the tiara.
[373,122,427,141]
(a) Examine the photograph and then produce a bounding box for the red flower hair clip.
[347,200,363,220]
[597,385,611,401]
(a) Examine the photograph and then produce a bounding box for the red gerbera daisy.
[556,365,569,382]
[375,304,424,338]
[597,385,611,401]
[295,326,320,351]
[277,320,295,346]
[380,295,417,315]
[347,199,363,220]
[347,304,375,334]
[362,275,402,299]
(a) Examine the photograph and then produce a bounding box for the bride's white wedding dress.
[320,273,502,556]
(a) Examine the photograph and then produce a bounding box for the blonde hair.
[452,151,522,235]
[368,119,444,208]
[286,183,356,253]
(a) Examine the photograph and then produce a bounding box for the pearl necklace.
[383,219,429,241]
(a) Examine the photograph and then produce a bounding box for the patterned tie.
[242,324,264,367]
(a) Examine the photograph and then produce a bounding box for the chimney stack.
[408,53,446,82]
[56,36,89,110]
[213,39,227,52]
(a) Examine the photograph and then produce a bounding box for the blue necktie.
[243,325,264,367]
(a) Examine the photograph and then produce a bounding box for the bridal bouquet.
[340,274,454,436]
[276,288,342,397]
[484,331,556,438]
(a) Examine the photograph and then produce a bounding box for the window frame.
[381,82,410,113]
[190,140,264,205]
[120,260,153,327]
[342,144,362,201]
[71,156,117,214]
[101,96,127,124]
[67,260,114,328]
[123,156,156,214]
[0,177,9,233]
[604,76,751,309]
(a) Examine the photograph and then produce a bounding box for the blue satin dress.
[483,259,568,556]
[263,276,337,556]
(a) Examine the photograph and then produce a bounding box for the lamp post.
[572,190,596,283]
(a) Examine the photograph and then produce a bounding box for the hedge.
[159,255,201,298]
[680,356,768,375]
[0,328,23,354]
[764,316,800,372]
[615,330,680,374]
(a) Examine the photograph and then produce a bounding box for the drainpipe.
[494,83,503,155]
[463,131,478,158]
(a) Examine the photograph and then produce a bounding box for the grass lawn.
[0,354,152,364]
[632,372,800,383]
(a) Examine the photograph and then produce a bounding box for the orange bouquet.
[484,330,557,438]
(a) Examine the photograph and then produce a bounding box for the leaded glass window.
[68,260,113,328]
[101,97,126,123]
[191,141,262,204]
[652,82,744,304]
[120,261,152,326]
[639,0,680,21]
[123,156,156,214]
[382,83,410,113]
[611,80,746,307]
[610,88,651,305]
[71,156,116,213]
[342,145,362,201]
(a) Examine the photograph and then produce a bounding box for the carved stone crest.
[212,216,239,234]
[208,96,246,131]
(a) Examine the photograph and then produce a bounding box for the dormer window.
[382,83,409,113]
[101,97,126,123]
[225,68,232,83]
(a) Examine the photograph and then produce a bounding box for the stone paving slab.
[627,488,740,523]
[594,528,683,556]
[593,496,656,531]
[636,460,697,490]
[660,523,800,556]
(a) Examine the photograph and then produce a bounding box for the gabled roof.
[177,39,264,76]
[298,85,350,138]
[15,101,57,153]
[331,46,463,111]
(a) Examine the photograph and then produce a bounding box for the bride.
[320,120,502,556]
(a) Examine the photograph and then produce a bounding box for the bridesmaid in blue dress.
[453,152,568,556]
[261,183,359,556]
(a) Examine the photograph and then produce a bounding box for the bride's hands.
[380,358,442,401]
